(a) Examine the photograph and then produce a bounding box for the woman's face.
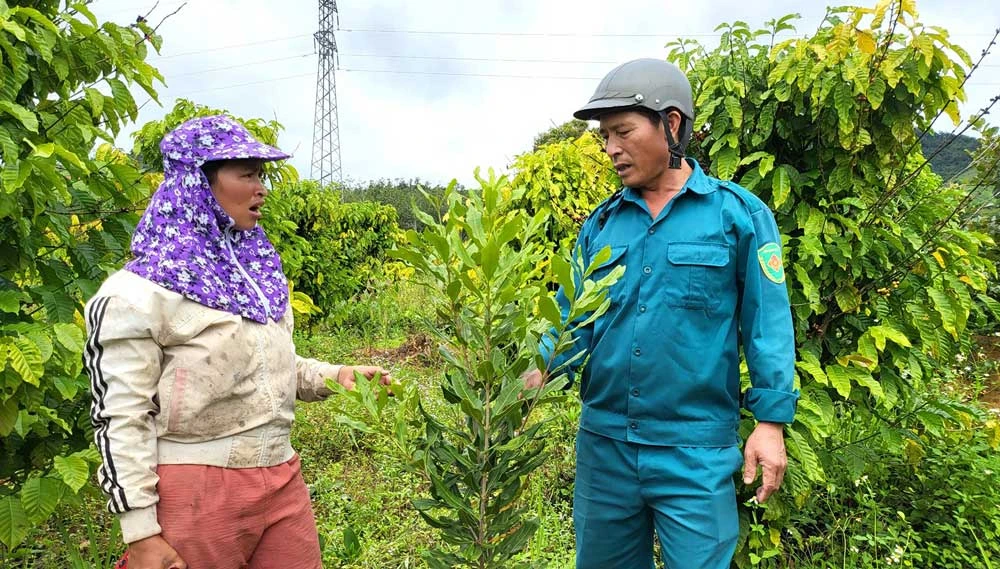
[208,159,267,231]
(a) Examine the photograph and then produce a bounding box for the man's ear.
[667,110,683,142]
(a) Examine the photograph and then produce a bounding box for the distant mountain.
[919,131,979,181]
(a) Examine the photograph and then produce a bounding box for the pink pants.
[154,454,322,569]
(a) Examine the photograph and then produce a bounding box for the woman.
[85,115,390,569]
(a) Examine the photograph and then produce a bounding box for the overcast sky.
[88,0,1000,186]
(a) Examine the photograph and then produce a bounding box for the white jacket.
[83,270,342,544]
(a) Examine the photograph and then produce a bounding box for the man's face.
[209,159,267,231]
[598,110,671,191]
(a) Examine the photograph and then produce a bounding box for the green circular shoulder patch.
[757,242,785,284]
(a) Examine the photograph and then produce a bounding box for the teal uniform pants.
[574,429,742,569]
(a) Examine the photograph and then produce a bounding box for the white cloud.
[90,0,1000,186]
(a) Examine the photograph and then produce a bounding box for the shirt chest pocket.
[665,241,731,310]
[590,244,628,305]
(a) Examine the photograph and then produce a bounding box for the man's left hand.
[742,422,787,503]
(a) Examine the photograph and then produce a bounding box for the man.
[525,58,798,568]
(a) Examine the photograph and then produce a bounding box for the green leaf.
[927,288,958,339]
[851,369,884,399]
[0,397,17,437]
[786,428,825,481]
[85,87,105,118]
[869,325,912,349]
[0,100,38,131]
[834,285,861,313]
[833,81,854,120]
[52,375,81,400]
[52,323,84,357]
[0,289,22,313]
[9,337,43,386]
[739,151,771,167]
[714,146,739,181]
[537,295,562,327]
[53,455,89,493]
[826,365,852,398]
[724,96,743,128]
[795,351,827,385]
[1,18,26,41]
[551,254,575,300]
[772,166,791,208]
[20,477,63,524]
[31,142,54,158]
[0,496,29,549]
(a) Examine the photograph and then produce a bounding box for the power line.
[150,33,312,59]
[338,27,750,38]
[340,68,602,80]
[166,53,315,78]
[340,53,618,65]
[173,72,314,95]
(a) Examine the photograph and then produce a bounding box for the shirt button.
[631,388,639,396]
[648,228,655,235]
[643,266,652,274]
[639,305,647,313]
[630,422,638,430]
[633,348,641,356]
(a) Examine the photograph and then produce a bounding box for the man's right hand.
[522,369,546,391]
[127,535,187,569]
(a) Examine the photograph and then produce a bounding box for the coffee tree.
[0,0,164,551]
[508,131,618,255]
[334,170,621,568]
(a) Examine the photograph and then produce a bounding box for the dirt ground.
[358,332,437,367]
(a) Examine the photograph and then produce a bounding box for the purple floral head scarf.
[125,115,291,324]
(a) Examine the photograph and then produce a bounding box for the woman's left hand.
[337,365,393,390]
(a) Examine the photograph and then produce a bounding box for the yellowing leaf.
[932,250,946,268]
[944,101,960,125]
[857,31,877,55]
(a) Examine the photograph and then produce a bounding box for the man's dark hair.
[636,107,662,127]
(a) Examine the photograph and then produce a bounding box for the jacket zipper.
[224,227,272,319]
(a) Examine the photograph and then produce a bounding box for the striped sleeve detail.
[84,297,130,513]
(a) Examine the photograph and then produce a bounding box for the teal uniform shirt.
[544,158,798,447]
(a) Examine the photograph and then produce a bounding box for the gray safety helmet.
[575,58,694,168]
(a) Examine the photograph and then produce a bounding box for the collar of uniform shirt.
[620,157,717,205]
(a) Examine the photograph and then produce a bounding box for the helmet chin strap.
[659,110,685,169]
